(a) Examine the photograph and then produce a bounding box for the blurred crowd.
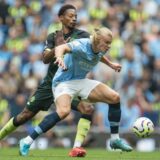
[0,0,160,136]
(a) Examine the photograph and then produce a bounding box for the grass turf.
[0,148,160,160]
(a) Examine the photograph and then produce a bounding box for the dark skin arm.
[42,31,67,64]
[42,48,55,64]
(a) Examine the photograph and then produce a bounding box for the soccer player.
[0,4,93,156]
[53,27,133,151]
[19,27,132,156]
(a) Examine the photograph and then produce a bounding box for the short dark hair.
[58,4,76,17]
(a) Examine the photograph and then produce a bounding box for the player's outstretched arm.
[101,56,122,72]
[54,44,71,70]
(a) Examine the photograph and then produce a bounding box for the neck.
[62,26,74,34]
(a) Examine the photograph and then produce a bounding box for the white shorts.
[52,78,101,102]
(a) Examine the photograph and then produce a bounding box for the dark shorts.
[26,85,80,113]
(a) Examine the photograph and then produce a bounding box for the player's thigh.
[27,89,53,112]
[53,81,77,101]
[88,83,120,104]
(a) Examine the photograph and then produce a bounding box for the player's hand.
[55,30,70,46]
[54,56,67,70]
[110,62,122,72]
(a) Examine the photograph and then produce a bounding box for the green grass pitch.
[0,148,160,160]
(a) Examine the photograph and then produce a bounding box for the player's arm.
[55,44,71,57]
[54,44,71,70]
[42,48,55,64]
[100,56,122,72]
[42,33,55,64]
[100,56,113,66]
[55,39,83,69]
[42,31,66,64]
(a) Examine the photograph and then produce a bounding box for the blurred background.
[0,0,160,152]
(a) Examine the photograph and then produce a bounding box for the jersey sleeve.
[67,39,85,55]
[43,33,55,50]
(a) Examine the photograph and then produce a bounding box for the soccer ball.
[132,117,154,138]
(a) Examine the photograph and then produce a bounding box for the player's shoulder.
[71,38,90,49]
[69,38,90,50]
[76,37,90,44]
[74,28,90,38]
[47,32,56,40]
[74,28,89,34]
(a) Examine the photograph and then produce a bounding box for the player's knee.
[111,92,120,103]
[57,107,70,119]
[84,105,94,115]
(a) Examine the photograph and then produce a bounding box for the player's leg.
[69,102,94,157]
[88,82,132,151]
[89,85,121,142]
[108,102,121,142]
[0,107,37,140]
[19,94,72,156]
[73,102,93,148]
[0,87,53,140]
[0,85,54,140]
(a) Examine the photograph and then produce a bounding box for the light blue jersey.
[52,38,106,86]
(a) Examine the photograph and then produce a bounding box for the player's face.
[60,9,77,29]
[96,34,112,53]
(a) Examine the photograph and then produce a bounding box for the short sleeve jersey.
[52,38,105,86]
[41,29,90,89]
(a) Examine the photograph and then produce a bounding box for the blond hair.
[92,27,112,43]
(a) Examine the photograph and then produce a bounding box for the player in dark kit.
[0,4,93,157]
